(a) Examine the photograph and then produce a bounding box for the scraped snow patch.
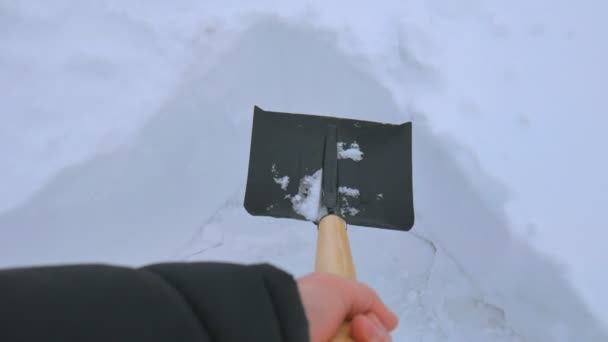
[271,163,290,190]
[290,169,327,221]
[338,142,364,161]
[339,186,360,198]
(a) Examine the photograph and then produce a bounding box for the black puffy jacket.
[0,262,310,342]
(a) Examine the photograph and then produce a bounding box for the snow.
[271,163,290,190]
[1,1,608,341]
[274,176,290,191]
[344,207,360,217]
[337,142,364,161]
[338,187,361,217]
[338,186,360,198]
[289,169,327,222]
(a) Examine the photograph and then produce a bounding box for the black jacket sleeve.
[0,262,310,342]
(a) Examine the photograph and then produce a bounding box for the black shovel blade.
[244,106,414,231]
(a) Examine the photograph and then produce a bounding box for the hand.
[297,272,398,342]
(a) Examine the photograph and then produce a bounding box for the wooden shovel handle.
[315,214,356,341]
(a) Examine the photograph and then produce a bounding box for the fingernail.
[368,317,389,342]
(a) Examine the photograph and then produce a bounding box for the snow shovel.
[244,106,414,341]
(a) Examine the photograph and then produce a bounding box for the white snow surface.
[1,1,608,341]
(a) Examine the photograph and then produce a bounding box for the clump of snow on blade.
[271,163,290,190]
[339,197,360,217]
[339,186,360,197]
[337,142,364,161]
[345,207,359,216]
[290,169,327,221]
[338,186,360,216]
[274,176,289,190]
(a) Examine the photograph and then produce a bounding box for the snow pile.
[0,1,236,214]
[337,142,364,161]
[289,169,327,222]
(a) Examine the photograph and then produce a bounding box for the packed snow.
[338,187,360,198]
[337,142,364,161]
[289,169,327,222]
[1,1,607,341]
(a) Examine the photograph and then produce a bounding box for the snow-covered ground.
[1,1,607,341]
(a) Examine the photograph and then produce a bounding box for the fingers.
[296,272,399,342]
[351,313,392,342]
[333,276,398,331]
[365,288,398,331]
